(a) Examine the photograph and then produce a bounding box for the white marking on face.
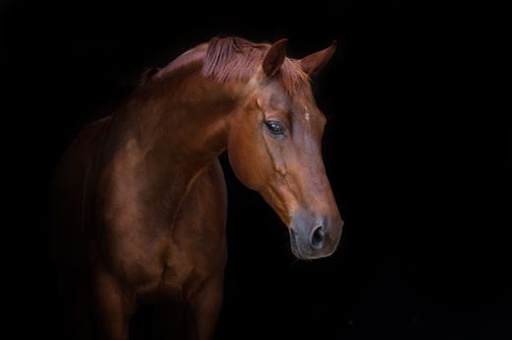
[304,107,310,122]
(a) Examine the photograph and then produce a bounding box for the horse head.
[226,39,343,259]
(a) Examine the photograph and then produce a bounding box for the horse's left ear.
[262,38,288,77]
[299,40,337,76]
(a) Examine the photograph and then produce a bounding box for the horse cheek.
[227,126,269,191]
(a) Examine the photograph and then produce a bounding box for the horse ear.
[299,40,337,76]
[262,38,288,77]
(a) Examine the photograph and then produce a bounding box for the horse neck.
[108,63,239,215]
[140,68,238,164]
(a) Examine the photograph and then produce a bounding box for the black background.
[1,1,508,339]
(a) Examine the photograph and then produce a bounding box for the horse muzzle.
[288,212,343,260]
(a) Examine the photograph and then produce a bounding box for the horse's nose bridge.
[296,159,337,211]
[295,159,343,241]
[286,137,340,220]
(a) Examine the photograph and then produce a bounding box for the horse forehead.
[263,85,315,109]
[289,93,321,118]
[266,91,323,123]
[295,104,326,126]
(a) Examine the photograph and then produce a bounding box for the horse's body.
[50,36,343,339]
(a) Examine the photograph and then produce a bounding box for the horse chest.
[100,201,225,301]
[98,151,227,300]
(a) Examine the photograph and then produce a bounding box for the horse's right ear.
[262,38,288,77]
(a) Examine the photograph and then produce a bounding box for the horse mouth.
[289,228,306,259]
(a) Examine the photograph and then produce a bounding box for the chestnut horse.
[50,36,343,340]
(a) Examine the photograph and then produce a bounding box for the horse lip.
[289,227,316,260]
[289,228,306,259]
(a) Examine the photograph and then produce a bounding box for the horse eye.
[265,120,286,135]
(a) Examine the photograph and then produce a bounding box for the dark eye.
[265,120,286,135]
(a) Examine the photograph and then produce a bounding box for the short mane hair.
[202,36,310,96]
[153,36,311,96]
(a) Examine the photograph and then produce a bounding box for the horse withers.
[50,36,343,340]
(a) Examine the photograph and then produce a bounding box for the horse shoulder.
[154,159,228,298]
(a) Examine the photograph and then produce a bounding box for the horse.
[49,35,343,340]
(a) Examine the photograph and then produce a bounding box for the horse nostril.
[311,225,325,249]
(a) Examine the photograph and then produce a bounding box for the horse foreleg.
[191,274,225,340]
[92,270,135,340]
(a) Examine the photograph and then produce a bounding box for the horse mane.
[202,36,310,96]
[143,36,310,96]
